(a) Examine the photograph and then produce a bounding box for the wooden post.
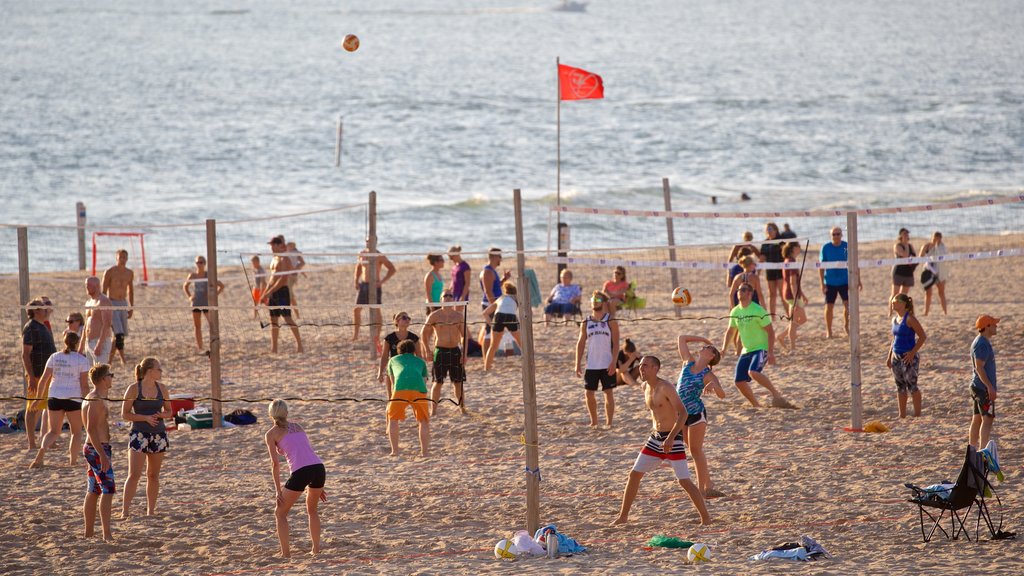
[335,116,343,168]
[366,191,379,360]
[18,226,30,338]
[662,178,681,318]
[847,212,863,432]
[514,189,542,535]
[207,220,223,429]
[76,202,87,271]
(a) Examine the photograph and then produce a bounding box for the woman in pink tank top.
[265,399,327,558]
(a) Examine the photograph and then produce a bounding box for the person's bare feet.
[611,516,628,526]
[705,487,726,498]
[771,396,798,409]
[28,457,43,469]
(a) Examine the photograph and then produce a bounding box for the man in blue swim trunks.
[83,364,115,542]
[722,283,794,409]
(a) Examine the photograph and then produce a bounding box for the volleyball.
[687,542,711,563]
[343,34,360,52]
[494,538,518,560]
[671,287,692,307]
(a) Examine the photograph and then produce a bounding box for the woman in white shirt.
[482,282,522,371]
[29,332,92,468]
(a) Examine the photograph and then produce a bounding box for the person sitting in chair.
[544,269,582,324]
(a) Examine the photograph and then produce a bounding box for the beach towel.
[646,535,693,549]
[980,440,1004,482]
[533,524,586,554]
[524,269,542,308]
[749,535,831,561]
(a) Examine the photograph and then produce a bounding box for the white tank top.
[585,313,613,369]
[495,295,518,315]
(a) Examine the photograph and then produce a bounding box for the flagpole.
[556,57,565,282]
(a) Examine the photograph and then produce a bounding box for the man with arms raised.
[83,276,113,365]
[262,235,303,353]
[101,249,134,364]
[421,290,467,415]
[612,355,710,526]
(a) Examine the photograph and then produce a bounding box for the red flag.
[558,64,604,101]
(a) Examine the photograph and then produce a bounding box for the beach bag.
[921,265,937,290]
[224,409,257,426]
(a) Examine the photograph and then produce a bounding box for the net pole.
[662,177,681,318]
[207,219,223,429]
[335,115,343,168]
[18,226,30,333]
[76,202,87,271]
[514,188,541,535]
[18,227,29,397]
[367,191,379,361]
[847,211,863,432]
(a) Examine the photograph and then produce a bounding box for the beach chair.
[621,281,646,316]
[905,445,1001,542]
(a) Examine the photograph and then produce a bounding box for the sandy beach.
[2,233,1022,575]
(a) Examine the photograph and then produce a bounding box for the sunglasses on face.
[397,315,410,321]
[739,287,753,293]
[442,293,454,299]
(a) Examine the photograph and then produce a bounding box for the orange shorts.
[387,389,430,422]
[251,288,262,304]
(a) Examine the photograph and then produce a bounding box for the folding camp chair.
[906,445,1002,542]
[621,281,646,317]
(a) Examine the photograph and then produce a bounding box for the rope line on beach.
[255,312,791,331]
[2,395,462,406]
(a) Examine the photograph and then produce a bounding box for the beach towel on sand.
[534,524,586,554]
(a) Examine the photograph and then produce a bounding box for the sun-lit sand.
[1,234,1022,574]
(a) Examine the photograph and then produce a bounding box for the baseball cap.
[268,235,285,245]
[975,315,1000,331]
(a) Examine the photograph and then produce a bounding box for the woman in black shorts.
[265,399,327,558]
[759,222,784,320]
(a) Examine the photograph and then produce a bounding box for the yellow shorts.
[26,379,49,413]
[387,389,430,422]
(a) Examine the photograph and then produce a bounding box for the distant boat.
[554,1,587,12]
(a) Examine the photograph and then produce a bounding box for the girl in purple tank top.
[265,399,327,558]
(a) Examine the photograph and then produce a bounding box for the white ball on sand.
[671,286,692,307]
[494,538,518,560]
[687,542,711,563]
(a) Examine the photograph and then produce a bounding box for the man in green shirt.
[722,283,794,408]
[386,339,431,457]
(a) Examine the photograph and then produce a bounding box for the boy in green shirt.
[722,283,794,408]
[386,339,430,457]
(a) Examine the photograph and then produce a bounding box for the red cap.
[975,315,1000,331]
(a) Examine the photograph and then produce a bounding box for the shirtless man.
[83,277,113,365]
[353,247,396,346]
[613,355,710,526]
[101,249,134,364]
[421,290,467,415]
[83,364,115,542]
[261,235,303,353]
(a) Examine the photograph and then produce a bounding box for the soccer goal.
[92,231,148,283]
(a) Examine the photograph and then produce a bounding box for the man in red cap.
[969,315,999,448]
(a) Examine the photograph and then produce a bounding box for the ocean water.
[2,0,1023,271]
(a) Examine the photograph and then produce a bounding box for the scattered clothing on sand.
[749,535,832,562]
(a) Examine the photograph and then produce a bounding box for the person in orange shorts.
[386,339,431,457]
